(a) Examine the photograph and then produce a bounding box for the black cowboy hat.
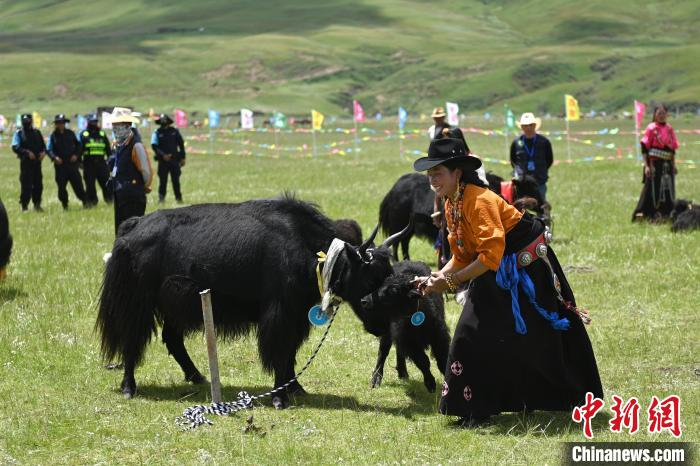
[413,138,482,172]
[53,114,70,123]
[155,113,173,125]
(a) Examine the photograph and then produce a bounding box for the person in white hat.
[510,112,553,201]
[108,107,152,235]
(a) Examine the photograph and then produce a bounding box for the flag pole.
[312,127,317,158]
[565,96,571,162]
[634,102,640,161]
[353,117,359,161]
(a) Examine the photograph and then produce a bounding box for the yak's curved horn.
[380,217,414,250]
[358,223,380,254]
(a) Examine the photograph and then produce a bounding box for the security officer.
[11,114,47,212]
[47,114,86,209]
[80,114,113,205]
[510,112,553,201]
[151,113,186,203]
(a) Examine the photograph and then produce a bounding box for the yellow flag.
[565,94,580,121]
[32,111,42,128]
[312,110,324,130]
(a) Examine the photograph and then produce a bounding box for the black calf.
[360,261,451,392]
[671,199,700,232]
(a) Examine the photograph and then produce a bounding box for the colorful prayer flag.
[311,110,324,130]
[398,106,408,130]
[273,111,287,129]
[353,100,365,123]
[565,94,580,121]
[32,111,42,129]
[101,111,113,129]
[77,114,87,131]
[240,108,254,129]
[505,105,515,130]
[634,100,646,128]
[174,109,188,128]
[208,109,220,128]
[446,102,459,126]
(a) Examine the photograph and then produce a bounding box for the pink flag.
[634,100,646,129]
[353,100,365,123]
[174,109,188,128]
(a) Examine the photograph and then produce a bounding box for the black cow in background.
[97,195,412,408]
[360,261,450,393]
[0,197,12,280]
[671,199,700,232]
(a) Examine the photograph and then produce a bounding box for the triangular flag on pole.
[446,102,459,126]
[398,107,407,130]
[353,100,365,123]
[634,100,646,128]
[240,109,254,129]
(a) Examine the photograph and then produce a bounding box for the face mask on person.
[21,120,32,130]
[113,124,131,144]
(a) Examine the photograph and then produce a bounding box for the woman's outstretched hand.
[412,273,449,295]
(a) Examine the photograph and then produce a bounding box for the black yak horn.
[380,217,414,249]
[359,223,380,253]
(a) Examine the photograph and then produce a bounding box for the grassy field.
[1,0,700,115]
[0,118,698,464]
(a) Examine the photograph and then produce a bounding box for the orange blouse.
[445,184,523,271]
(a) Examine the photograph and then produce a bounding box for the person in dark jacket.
[109,107,152,235]
[48,114,86,209]
[80,114,113,206]
[11,114,47,212]
[428,106,470,152]
[151,114,186,203]
[510,112,553,202]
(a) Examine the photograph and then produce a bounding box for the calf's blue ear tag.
[308,305,329,326]
[410,311,425,326]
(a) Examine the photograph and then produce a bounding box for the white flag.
[240,108,254,129]
[446,102,459,126]
[101,111,113,129]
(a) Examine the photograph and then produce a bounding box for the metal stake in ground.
[200,289,222,404]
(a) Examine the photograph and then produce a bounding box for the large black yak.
[0,197,12,280]
[360,260,450,393]
[378,172,546,261]
[671,199,700,232]
[96,196,410,408]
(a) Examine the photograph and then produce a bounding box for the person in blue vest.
[509,112,553,201]
[109,107,152,235]
[11,114,47,212]
[48,114,87,210]
[80,114,113,206]
[151,114,186,203]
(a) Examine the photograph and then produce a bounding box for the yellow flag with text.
[32,111,42,128]
[312,110,324,130]
[565,94,580,121]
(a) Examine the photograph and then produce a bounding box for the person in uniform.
[510,112,553,202]
[48,114,86,209]
[632,104,679,221]
[151,114,186,203]
[11,114,47,212]
[109,107,153,234]
[413,138,602,426]
[80,114,113,206]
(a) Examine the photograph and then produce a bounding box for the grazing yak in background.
[0,198,12,280]
[360,260,450,392]
[97,195,411,408]
[378,172,546,261]
[671,199,700,232]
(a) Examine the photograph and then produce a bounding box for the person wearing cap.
[48,114,87,210]
[11,114,47,212]
[80,114,113,206]
[428,106,470,151]
[510,112,553,201]
[412,138,601,426]
[109,107,153,234]
[151,113,186,203]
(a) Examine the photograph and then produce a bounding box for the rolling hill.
[1,0,699,115]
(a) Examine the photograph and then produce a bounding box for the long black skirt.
[438,247,603,419]
[632,158,675,221]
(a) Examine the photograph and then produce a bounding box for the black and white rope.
[175,308,339,430]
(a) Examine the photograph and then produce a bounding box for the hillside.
[1,0,699,115]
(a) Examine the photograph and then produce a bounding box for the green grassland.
[0,118,698,464]
[1,0,700,115]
